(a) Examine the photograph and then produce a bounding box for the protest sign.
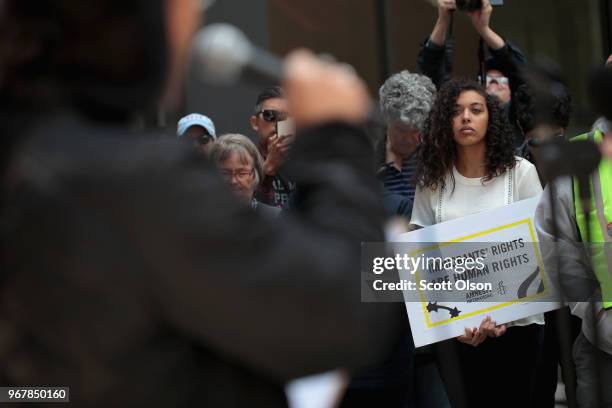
[396,197,560,347]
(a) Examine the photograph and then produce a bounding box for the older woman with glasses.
[210,133,281,217]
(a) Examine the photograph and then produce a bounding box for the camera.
[456,0,503,12]
[456,0,481,11]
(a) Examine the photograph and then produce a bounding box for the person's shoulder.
[16,114,206,193]
[513,156,540,187]
[512,156,543,197]
[513,156,537,174]
[415,182,439,197]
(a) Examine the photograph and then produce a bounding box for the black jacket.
[417,36,526,93]
[1,114,401,407]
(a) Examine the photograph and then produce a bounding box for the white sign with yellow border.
[398,197,560,347]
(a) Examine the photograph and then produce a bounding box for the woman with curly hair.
[410,78,544,408]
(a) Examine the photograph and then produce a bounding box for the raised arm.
[145,51,402,381]
[467,0,526,94]
[417,0,456,88]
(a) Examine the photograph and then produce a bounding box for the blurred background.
[185,0,611,138]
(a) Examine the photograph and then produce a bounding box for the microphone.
[191,23,384,126]
[192,23,284,85]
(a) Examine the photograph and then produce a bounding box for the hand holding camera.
[276,118,295,144]
[432,0,503,49]
[284,49,370,127]
[436,0,456,21]
[262,118,295,176]
[264,134,289,176]
[455,0,484,12]
[464,0,493,34]
[456,0,503,12]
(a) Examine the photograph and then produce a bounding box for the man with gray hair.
[339,71,440,408]
[377,70,436,218]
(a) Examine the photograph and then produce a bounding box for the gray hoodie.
[535,176,612,355]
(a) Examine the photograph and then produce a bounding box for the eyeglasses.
[183,134,212,148]
[485,75,509,87]
[219,168,255,182]
[258,109,288,123]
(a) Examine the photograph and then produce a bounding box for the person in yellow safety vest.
[536,124,612,408]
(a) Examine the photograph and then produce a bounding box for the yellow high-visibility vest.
[572,130,612,308]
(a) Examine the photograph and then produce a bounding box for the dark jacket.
[417,36,526,93]
[1,114,401,407]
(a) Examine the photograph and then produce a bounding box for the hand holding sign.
[395,197,561,348]
[458,326,487,347]
[457,316,506,347]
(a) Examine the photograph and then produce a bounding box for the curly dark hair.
[415,78,516,191]
[514,83,571,134]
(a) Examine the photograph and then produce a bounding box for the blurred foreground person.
[340,70,449,408]
[0,0,400,406]
[514,81,578,408]
[535,121,612,408]
[514,83,571,169]
[535,57,612,408]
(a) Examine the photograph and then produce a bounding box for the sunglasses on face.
[195,134,213,146]
[485,75,510,87]
[258,109,288,123]
[183,133,212,148]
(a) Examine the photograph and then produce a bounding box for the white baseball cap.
[177,113,216,139]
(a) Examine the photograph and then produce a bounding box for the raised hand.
[437,0,457,19]
[283,49,370,128]
[466,0,493,34]
[263,135,289,176]
[457,316,507,347]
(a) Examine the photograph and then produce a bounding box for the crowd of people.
[1,0,610,407]
[176,1,611,407]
